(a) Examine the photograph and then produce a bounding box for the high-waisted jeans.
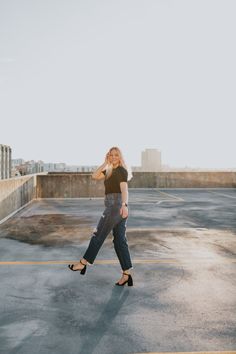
[83,193,133,271]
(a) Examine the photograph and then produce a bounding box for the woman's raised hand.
[104,152,111,165]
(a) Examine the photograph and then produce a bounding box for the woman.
[68,146,133,286]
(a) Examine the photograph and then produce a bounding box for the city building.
[43,162,66,172]
[0,144,12,179]
[65,165,98,172]
[12,158,24,167]
[15,160,44,175]
[141,148,162,172]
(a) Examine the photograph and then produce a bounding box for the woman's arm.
[91,163,107,180]
[120,182,129,218]
[92,152,110,180]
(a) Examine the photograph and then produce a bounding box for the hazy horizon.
[1,0,235,169]
[10,150,236,170]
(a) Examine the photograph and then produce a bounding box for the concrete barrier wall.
[129,172,236,188]
[0,174,37,222]
[36,174,105,198]
[37,172,236,199]
[1,172,235,222]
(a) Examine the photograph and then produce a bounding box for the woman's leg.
[112,216,133,271]
[83,206,122,265]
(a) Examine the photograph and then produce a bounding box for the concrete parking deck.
[0,188,236,354]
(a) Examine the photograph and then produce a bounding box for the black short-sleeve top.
[102,166,128,194]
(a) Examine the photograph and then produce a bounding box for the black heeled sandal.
[115,272,133,286]
[68,260,87,275]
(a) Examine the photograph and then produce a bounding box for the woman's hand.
[104,152,111,165]
[120,205,128,218]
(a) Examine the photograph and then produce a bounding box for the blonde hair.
[104,146,133,181]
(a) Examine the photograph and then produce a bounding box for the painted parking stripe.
[0,259,180,265]
[158,191,185,202]
[0,258,236,265]
[134,351,236,354]
[208,191,236,199]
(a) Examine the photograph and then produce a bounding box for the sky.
[0,0,235,168]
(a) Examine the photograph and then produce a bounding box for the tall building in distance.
[0,144,12,179]
[141,148,162,172]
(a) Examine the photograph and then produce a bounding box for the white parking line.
[208,191,236,199]
[157,191,185,202]
[159,191,185,201]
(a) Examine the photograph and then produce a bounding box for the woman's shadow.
[77,286,131,354]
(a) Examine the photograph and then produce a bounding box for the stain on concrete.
[0,214,94,247]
